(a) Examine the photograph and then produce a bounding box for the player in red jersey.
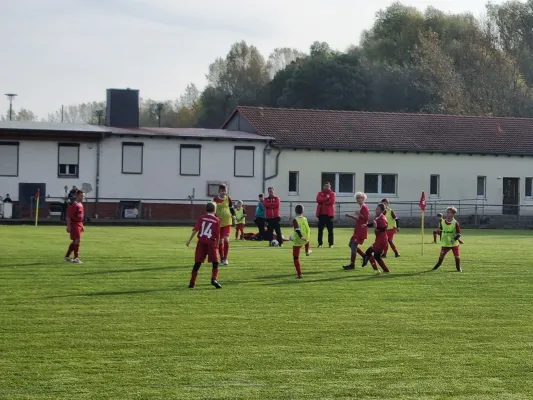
[343,192,369,270]
[361,203,391,274]
[186,202,222,289]
[381,198,400,258]
[65,190,85,264]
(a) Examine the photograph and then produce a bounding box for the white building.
[223,106,533,217]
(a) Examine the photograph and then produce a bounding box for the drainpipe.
[263,141,281,193]
[94,133,104,218]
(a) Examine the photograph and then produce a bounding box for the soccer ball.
[271,239,279,247]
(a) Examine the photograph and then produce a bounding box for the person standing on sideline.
[264,187,283,246]
[316,182,336,248]
[255,194,266,240]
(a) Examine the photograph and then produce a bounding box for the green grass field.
[1,226,532,400]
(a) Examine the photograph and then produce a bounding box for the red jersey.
[374,213,388,242]
[263,195,281,219]
[194,214,221,243]
[68,202,84,226]
[354,204,369,239]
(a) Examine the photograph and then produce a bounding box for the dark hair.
[377,203,386,212]
[75,190,84,195]
[258,193,264,198]
[218,184,227,191]
[381,198,389,204]
[323,182,330,186]
[206,202,216,213]
[437,213,443,217]
[268,187,274,191]
[295,204,304,214]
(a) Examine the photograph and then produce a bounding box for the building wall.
[0,140,97,201]
[98,137,265,201]
[265,149,533,216]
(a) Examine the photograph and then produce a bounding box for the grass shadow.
[67,265,188,276]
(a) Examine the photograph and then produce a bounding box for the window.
[289,171,299,195]
[58,143,79,177]
[526,178,532,199]
[321,173,354,195]
[234,146,254,177]
[430,175,440,197]
[122,142,143,174]
[180,144,201,176]
[0,142,19,176]
[364,174,397,196]
[477,176,486,199]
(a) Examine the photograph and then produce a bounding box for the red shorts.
[195,241,219,263]
[69,226,83,240]
[387,228,397,241]
[351,236,366,245]
[220,225,231,237]
[440,246,460,257]
[236,223,244,230]
[371,240,388,253]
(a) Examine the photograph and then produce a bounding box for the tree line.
[5,1,533,126]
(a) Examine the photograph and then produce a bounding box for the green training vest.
[293,216,310,247]
[385,208,397,230]
[440,219,458,247]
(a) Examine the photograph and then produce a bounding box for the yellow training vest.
[293,216,311,247]
[385,208,397,230]
[215,196,233,227]
[440,219,458,247]
[235,208,245,224]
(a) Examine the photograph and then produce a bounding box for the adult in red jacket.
[316,182,336,248]
[263,187,283,246]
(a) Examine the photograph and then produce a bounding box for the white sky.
[1,0,505,118]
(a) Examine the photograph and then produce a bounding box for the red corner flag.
[419,191,426,211]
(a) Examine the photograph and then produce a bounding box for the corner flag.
[35,189,40,227]
[419,191,426,255]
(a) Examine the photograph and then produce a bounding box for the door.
[502,178,519,215]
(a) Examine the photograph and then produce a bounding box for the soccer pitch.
[1,226,532,400]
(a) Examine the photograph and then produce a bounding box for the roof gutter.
[263,141,281,193]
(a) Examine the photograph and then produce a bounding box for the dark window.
[321,173,336,192]
[364,174,378,194]
[338,173,354,194]
[289,171,299,194]
[381,174,396,194]
[430,175,440,197]
[526,178,532,198]
[58,143,80,177]
[477,176,486,197]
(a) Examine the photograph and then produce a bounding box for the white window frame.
[288,171,299,195]
[121,142,144,175]
[364,173,398,196]
[430,174,440,198]
[525,177,533,199]
[477,176,487,199]
[0,142,19,177]
[234,146,255,177]
[322,172,355,197]
[180,144,201,176]
[58,143,80,178]
[207,181,228,197]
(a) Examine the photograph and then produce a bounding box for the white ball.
[271,239,279,247]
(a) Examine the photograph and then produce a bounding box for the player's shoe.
[381,253,387,258]
[317,245,323,248]
[395,253,401,258]
[306,250,312,256]
[361,256,369,268]
[72,258,83,264]
[296,275,303,279]
[343,264,355,270]
[328,245,334,248]
[432,265,440,270]
[220,259,228,266]
[64,257,72,262]
[188,284,195,289]
[456,266,463,273]
[211,280,222,289]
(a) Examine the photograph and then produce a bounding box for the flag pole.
[35,189,40,227]
[419,191,426,257]
[421,209,425,256]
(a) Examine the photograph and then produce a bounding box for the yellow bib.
[385,208,397,230]
[440,219,458,247]
[235,208,245,224]
[293,216,310,247]
[215,196,232,227]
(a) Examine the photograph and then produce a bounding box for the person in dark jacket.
[316,182,336,248]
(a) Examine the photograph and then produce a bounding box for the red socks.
[377,258,390,272]
[433,231,438,242]
[304,243,310,253]
[389,242,398,254]
[190,270,199,286]
[73,244,80,259]
[294,259,302,277]
[218,242,225,259]
[211,266,219,281]
[224,242,230,259]
[65,243,74,258]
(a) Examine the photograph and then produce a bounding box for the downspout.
[94,133,104,218]
[263,141,281,193]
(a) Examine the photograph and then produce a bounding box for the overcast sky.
[1,0,503,118]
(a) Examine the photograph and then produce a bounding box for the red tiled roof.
[226,106,533,156]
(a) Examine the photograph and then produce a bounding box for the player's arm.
[186,228,198,246]
[263,198,275,209]
[391,210,399,229]
[359,208,369,223]
[316,193,323,203]
[375,218,387,231]
[323,192,336,205]
[240,207,247,222]
[452,222,462,242]
[66,205,72,232]
[345,214,357,220]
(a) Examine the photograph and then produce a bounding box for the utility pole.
[5,93,17,121]
[95,109,104,125]
[156,103,164,127]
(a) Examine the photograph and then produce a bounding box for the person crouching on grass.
[234,200,246,240]
[432,206,463,273]
[65,190,85,264]
[292,204,311,279]
[361,203,391,274]
[186,202,222,289]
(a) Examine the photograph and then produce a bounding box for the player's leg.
[65,240,75,261]
[374,252,390,273]
[326,216,334,247]
[432,247,450,270]
[70,228,83,264]
[257,218,265,240]
[266,219,274,244]
[452,246,462,272]
[317,215,325,247]
[293,246,303,278]
[388,229,400,257]
[190,244,207,288]
[274,218,283,246]
[223,226,231,262]
[343,238,358,270]
[433,230,438,243]
[208,243,222,288]
[305,241,311,256]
